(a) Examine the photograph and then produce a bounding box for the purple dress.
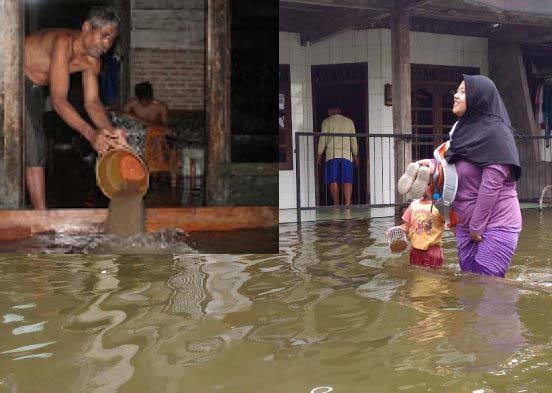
[453,160,522,277]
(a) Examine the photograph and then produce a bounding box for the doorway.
[410,64,479,161]
[312,63,368,206]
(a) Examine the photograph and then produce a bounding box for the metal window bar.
[295,132,552,223]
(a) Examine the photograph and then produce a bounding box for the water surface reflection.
[1,210,552,392]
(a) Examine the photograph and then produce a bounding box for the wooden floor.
[0,206,278,241]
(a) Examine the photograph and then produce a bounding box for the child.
[390,184,446,269]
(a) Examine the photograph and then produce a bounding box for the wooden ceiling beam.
[409,7,552,27]
[280,0,392,12]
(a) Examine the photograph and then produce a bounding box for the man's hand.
[91,128,129,154]
[470,232,482,243]
[316,155,323,165]
[352,155,359,166]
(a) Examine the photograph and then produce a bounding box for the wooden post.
[115,0,131,109]
[206,0,231,206]
[2,0,25,209]
[390,8,412,211]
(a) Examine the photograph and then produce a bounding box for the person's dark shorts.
[324,158,354,184]
[25,77,46,167]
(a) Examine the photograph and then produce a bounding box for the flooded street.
[1,209,552,392]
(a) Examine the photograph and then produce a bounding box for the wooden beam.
[2,0,25,209]
[206,0,231,205]
[409,7,552,27]
[115,0,131,109]
[280,0,391,11]
[390,9,412,207]
[0,207,278,240]
[464,0,552,16]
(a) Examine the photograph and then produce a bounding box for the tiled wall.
[279,28,489,211]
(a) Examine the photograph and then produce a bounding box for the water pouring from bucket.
[96,148,149,237]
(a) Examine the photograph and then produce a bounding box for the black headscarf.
[444,74,521,180]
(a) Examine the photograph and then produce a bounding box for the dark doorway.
[312,63,368,206]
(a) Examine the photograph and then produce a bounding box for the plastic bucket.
[95,148,149,199]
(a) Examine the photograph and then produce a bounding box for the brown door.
[312,63,368,206]
[411,65,479,161]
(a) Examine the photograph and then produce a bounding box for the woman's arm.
[469,164,510,237]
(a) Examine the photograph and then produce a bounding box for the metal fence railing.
[294,131,552,223]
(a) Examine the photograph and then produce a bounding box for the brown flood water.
[1,209,552,392]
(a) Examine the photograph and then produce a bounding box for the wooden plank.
[409,8,552,27]
[134,0,204,10]
[280,0,391,11]
[132,10,204,30]
[206,0,231,205]
[0,207,278,240]
[2,0,24,209]
[390,9,412,211]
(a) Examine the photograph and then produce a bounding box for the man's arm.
[123,98,135,114]
[49,36,96,143]
[81,64,116,132]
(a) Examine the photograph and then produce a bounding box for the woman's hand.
[416,159,436,175]
[470,232,483,243]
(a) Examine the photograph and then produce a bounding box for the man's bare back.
[124,98,169,125]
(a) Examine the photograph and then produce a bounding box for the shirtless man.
[124,81,169,125]
[24,7,128,209]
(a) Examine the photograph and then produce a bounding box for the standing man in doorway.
[316,104,359,206]
[24,7,128,209]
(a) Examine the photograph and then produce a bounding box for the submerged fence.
[294,131,552,223]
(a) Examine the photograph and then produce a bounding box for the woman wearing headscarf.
[418,75,522,278]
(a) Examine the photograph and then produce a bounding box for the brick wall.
[131,48,205,111]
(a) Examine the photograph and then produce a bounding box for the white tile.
[279,43,290,64]
[317,46,330,64]
[330,45,343,64]
[288,32,301,47]
[382,106,393,127]
[368,60,382,78]
[367,46,381,63]
[305,46,316,65]
[291,96,304,113]
[292,112,304,132]
[305,100,312,115]
[381,29,391,46]
[341,30,355,46]
[315,38,329,49]
[464,36,487,52]
[306,82,312,98]
[291,83,302,98]
[354,29,368,46]
[367,29,380,48]
[290,65,303,82]
[381,56,392,77]
[368,78,383,95]
[290,45,305,65]
[342,45,355,63]
[279,31,289,48]
[302,81,309,97]
[306,113,313,131]
[419,48,436,65]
